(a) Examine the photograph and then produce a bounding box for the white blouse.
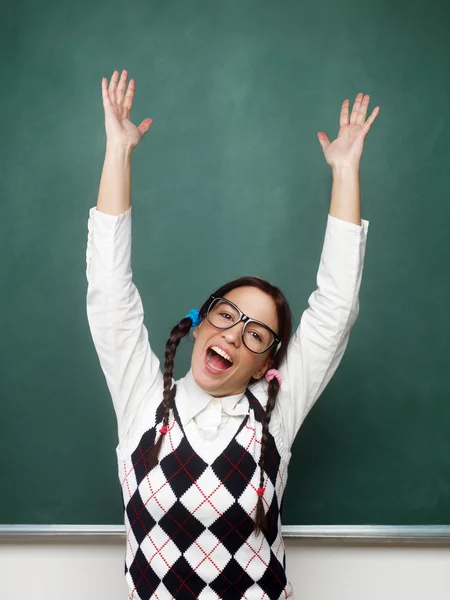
[86,207,369,464]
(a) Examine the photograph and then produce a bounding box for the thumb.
[138,118,153,137]
[317,132,330,151]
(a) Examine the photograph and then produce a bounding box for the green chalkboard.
[2,0,450,526]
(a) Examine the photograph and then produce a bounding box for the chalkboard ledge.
[1,525,450,544]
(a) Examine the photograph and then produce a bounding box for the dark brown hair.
[145,276,293,535]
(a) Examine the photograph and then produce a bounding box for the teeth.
[210,346,233,364]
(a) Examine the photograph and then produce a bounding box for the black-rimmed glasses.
[206,296,280,354]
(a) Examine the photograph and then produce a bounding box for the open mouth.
[205,345,234,374]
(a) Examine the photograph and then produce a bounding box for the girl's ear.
[193,322,202,339]
[252,359,273,381]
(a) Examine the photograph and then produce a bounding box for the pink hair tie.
[159,425,168,435]
[256,487,264,497]
[265,369,282,386]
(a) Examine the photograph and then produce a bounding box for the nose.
[221,322,243,347]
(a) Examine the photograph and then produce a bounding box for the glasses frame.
[206,295,280,355]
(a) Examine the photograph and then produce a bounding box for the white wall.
[1,539,449,599]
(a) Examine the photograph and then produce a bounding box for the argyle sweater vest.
[119,387,292,600]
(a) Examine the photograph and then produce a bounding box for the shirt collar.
[176,369,249,427]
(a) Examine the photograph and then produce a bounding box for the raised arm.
[97,69,152,215]
[321,92,379,225]
[86,70,163,453]
[274,93,379,449]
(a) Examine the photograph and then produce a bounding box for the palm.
[109,108,142,149]
[318,93,380,169]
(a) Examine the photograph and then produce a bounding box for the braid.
[254,377,280,535]
[145,317,192,470]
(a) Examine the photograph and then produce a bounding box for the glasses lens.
[243,321,275,353]
[208,298,240,328]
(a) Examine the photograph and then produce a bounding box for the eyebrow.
[224,298,278,332]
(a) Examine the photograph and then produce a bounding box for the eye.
[219,311,233,320]
[249,331,263,343]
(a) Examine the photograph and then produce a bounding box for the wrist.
[331,163,360,176]
[105,143,134,161]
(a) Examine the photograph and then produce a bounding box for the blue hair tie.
[185,309,202,327]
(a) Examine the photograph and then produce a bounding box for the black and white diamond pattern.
[159,500,206,554]
[120,388,291,600]
[210,557,254,597]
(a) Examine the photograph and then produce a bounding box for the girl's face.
[191,286,279,397]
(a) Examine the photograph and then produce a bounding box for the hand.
[101,69,152,151]
[317,92,380,170]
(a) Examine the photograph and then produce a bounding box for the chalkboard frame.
[1,525,450,544]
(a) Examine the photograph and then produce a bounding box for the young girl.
[87,69,378,600]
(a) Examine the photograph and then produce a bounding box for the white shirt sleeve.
[271,214,370,451]
[86,206,163,448]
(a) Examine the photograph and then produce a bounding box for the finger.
[138,118,153,137]
[355,94,370,127]
[108,69,119,105]
[123,78,136,112]
[340,99,350,128]
[317,131,330,151]
[360,106,380,137]
[350,92,364,125]
[101,77,115,114]
[116,69,128,105]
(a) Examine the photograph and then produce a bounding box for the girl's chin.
[192,365,248,397]
[196,368,232,390]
